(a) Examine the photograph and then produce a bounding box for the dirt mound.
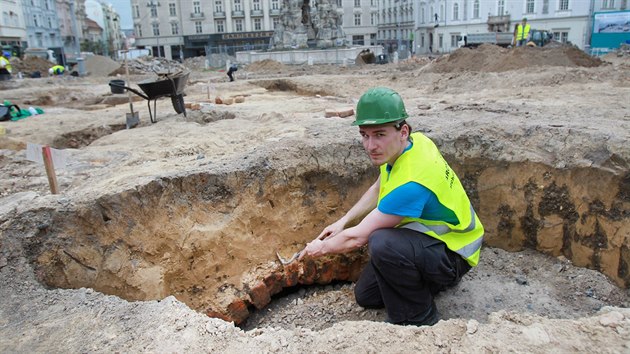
[84,55,121,77]
[247,59,286,72]
[427,44,603,73]
[8,57,55,75]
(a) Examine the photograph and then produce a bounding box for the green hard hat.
[353,87,408,126]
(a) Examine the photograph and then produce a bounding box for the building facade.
[132,0,378,60]
[1,0,27,50]
[412,0,628,54]
[378,0,414,55]
[21,0,63,50]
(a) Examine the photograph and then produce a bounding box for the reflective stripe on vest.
[401,204,483,260]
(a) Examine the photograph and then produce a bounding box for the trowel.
[276,249,303,265]
[123,50,140,129]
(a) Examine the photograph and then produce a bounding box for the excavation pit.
[8,139,629,328]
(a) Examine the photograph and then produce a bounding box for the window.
[45,0,50,10]
[171,22,178,35]
[152,23,160,36]
[195,21,202,33]
[33,14,38,27]
[451,34,459,47]
[354,0,361,7]
[526,0,534,13]
[254,18,261,30]
[352,35,364,45]
[421,7,425,23]
[234,0,242,11]
[554,31,568,43]
[47,17,52,28]
[473,0,480,18]
[133,5,140,18]
[354,13,361,25]
[150,6,158,17]
[216,20,224,32]
[602,0,614,8]
[497,0,505,15]
[193,1,201,13]
[215,0,223,12]
[559,0,569,10]
[135,24,142,37]
[542,0,549,13]
[235,19,243,31]
[420,33,425,47]
[169,3,176,16]
[253,0,261,10]
[371,0,376,6]
[272,0,279,10]
[438,34,443,48]
[371,12,377,25]
[272,17,279,28]
[453,3,459,20]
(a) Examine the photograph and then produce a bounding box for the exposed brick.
[283,263,300,287]
[226,298,249,324]
[337,108,355,118]
[299,259,318,284]
[215,96,223,104]
[263,272,286,296]
[316,259,335,284]
[324,109,338,118]
[248,281,271,309]
[206,309,230,322]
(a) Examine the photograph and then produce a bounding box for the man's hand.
[316,218,347,240]
[298,238,326,260]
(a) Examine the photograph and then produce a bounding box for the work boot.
[387,301,440,327]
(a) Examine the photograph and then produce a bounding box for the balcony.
[270,9,281,15]
[487,15,510,25]
[250,9,264,17]
[232,10,245,17]
[190,12,205,19]
[214,11,226,18]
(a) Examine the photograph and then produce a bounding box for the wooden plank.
[42,145,59,194]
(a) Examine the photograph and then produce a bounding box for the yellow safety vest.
[517,24,531,41]
[0,56,11,73]
[377,132,484,266]
[51,65,65,74]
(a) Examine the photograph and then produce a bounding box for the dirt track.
[1,45,629,352]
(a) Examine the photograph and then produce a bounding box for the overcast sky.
[107,0,133,30]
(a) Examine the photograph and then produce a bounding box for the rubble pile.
[109,56,186,76]
[8,57,55,75]
[182,56,208,71]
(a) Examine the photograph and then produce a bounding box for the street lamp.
[147,1,161,57]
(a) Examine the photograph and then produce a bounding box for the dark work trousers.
[354,228,472,323]
[227,68,236,81]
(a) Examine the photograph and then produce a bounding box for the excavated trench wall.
[8,142,630,324]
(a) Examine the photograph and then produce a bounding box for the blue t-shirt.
[378,144,460,225]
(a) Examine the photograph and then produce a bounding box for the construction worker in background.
[300,87,484,326]
[48,65,65,76]
[0,51,12,81]
[227,63,238,82]
[515,17,531,47]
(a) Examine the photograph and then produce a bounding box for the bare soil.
[1,44,629,353]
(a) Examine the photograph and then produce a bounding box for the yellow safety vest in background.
[517,24,531,41]
[0,57,11,73]
[377,132,484,266]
